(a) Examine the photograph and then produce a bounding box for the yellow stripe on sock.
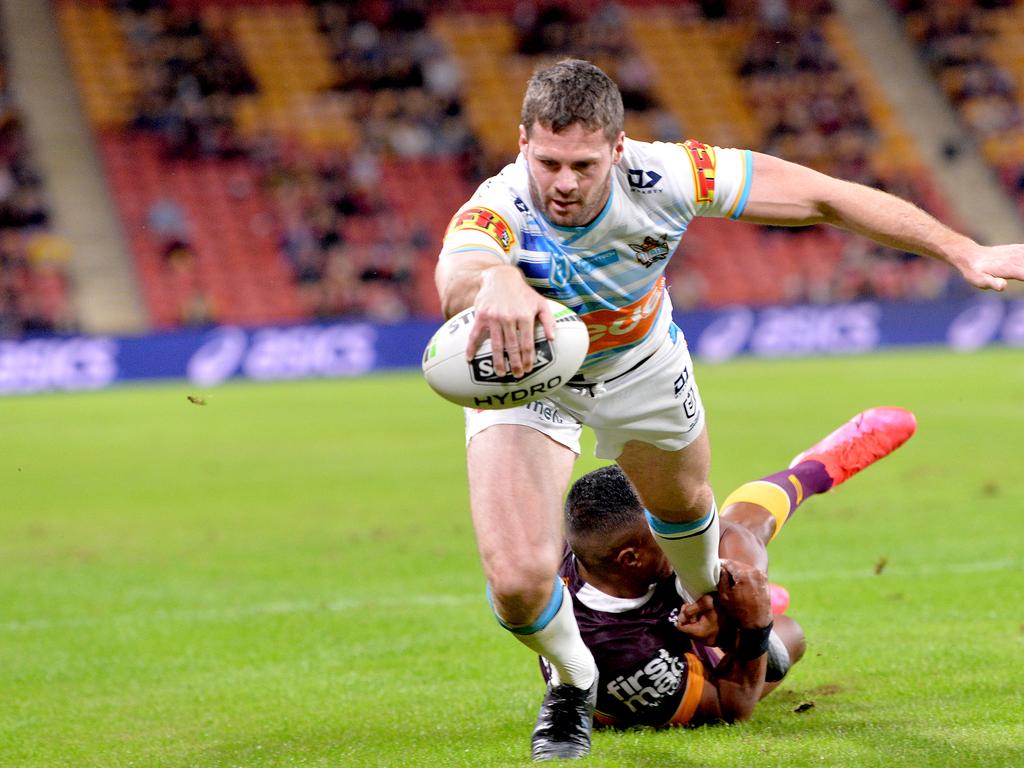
[721,480,791,542]
[788,474,804,506]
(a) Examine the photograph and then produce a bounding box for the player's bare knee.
[486,560,560,623]
[645,482,715,523]
[488,569,551,605]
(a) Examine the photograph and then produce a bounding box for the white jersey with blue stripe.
[441,137,753,380]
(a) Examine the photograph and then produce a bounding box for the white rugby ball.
[422,299,589,409]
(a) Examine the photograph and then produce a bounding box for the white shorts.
[465,328,706,459]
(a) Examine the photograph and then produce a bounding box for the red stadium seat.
[98,131,302,327]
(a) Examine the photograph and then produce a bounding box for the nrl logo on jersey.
[629,235,671,267]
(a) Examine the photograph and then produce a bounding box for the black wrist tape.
[736,623,774,661]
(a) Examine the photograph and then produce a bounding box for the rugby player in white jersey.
[434,59,1024,761]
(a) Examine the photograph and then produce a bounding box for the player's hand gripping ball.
[422,299,588,409]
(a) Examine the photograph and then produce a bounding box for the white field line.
[773,556,1023,583]
[1,558,1020,634]
[0,593,482,634]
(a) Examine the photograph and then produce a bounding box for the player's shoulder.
[621,135,689,163]
[618,136,750,216]
[616,137,700,200]
[444,158,529,255]
[464,157,530,218]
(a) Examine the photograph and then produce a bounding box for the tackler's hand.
[716,559,772,631]
[676,593,720,646]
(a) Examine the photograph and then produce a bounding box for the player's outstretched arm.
[435,249,555,378]
[739,152,1024,291]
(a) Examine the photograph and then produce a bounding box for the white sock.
[646,501,722,598]
[497,579,596,690]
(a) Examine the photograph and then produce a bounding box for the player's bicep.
[435,245,505,290]
[437,200,521,317]
[435,247,505,318]
[668,141,752,220]
[738,152,836,226]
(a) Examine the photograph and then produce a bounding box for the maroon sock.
[760,460,834,513]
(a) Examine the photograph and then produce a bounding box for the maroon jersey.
[552,547,716,728]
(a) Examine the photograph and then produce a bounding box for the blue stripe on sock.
[729,150,754,220]
[489,576,564,636]
[646,504,717,540]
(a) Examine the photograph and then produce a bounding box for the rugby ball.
[422,299,589,409]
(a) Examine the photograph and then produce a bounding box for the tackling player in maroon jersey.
[552,407,916,727]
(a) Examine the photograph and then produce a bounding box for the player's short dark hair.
[565,465,644,538]
[521,58,624,144]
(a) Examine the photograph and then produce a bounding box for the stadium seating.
[625,8,760,149]
[98,132,301,328]
[55,3,136,129]
[0,19,74,336]
[48,0,983,334]
[894,0,1024,218]
[57,0,483,326]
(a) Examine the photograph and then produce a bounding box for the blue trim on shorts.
[489,576,564,636]
[669,322,679,344]
[645,503,717,540]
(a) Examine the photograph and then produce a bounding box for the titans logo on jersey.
[440,137,753,380]
[629,235,671,267]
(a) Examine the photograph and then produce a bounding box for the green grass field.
[2,347,1023,767]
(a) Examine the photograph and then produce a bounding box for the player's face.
[519,121,624,228]
[639,538,674,582]
[619,526,674,584]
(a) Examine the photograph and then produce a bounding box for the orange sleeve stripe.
[665,652,707,727]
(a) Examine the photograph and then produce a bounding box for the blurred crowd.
[729,0,957,305]
[12,0,1024,337]
[320,1,477,159]
[898,0,1021,139]
[256,143,423,322]
[121,1,256,160]
[510,1,687,143]
[893,0,1024,210]
[0,37,75,336]
[117,0,479,324]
